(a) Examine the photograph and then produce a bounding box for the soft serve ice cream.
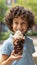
[13,30,25,55]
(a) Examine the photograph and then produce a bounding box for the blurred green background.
[0,0,37,40]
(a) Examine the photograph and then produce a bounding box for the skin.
[1,16,28,65]
[12,16,28,34]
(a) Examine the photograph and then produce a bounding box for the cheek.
[13,24,17,31]
[22,25,28,31]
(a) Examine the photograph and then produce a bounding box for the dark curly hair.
[4,6,35,32]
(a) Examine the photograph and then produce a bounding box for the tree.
[26,0,37,24]
[0,0,8,32]
[12,0,37,24]
[0,0,8,22]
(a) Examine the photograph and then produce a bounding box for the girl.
[1,6,35,65]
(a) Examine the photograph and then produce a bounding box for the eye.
[21,22,25,25]
[14,21,18,24]
[21,21,27,25]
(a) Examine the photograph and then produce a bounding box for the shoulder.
[25,36,34,46]
[26,36,35,54]
[1,37,13,55]
[26,36,33,42]
[3,37,12,46]
[2,37,13,52]
[2,33,14,50]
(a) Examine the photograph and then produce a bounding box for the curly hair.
[4,6,35,32]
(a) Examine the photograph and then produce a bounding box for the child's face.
[12,16,28,34]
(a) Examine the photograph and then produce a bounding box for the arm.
[1,54,13,65]
[1,51,22,65]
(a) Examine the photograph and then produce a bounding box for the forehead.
[13,16,27,22]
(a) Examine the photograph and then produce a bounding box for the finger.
[18,50,22,55]
[13,42,17,45]
[11,54,22,60]
[11,50,15,55]
[14,55,22,60]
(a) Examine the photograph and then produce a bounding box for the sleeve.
[1,40,11,56]
[28,37,35,54]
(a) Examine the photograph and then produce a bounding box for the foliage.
[0,31,37,40]
[27,32,37,36]
[0,0,8,22]
[0,32,10,40]
[12,0,37,24]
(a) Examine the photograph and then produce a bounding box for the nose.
[17,24,22,31]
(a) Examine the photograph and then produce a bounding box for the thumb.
[11,50,15,55]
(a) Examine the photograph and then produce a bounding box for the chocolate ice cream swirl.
[13,30,25,55]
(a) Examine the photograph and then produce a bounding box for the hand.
[10,50,22,61]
